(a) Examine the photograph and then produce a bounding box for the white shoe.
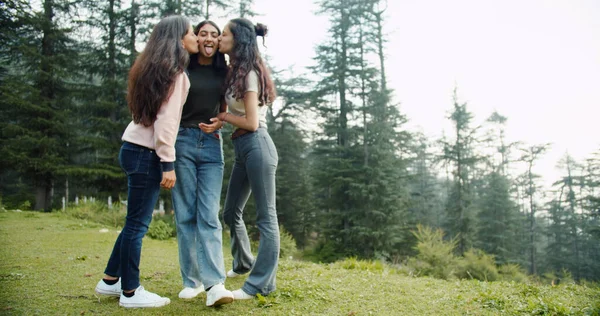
[178,285,205,299]
[232,289,254,300]
[119,286,170,308]
[226,270,241,278]
[206,283,234,307]
[95,278,121,297]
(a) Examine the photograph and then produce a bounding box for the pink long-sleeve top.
[121,72,190,172]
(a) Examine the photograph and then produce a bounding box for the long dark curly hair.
[127,15,191,127]
[225,18,276,106]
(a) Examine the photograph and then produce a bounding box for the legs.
[222,158,254,275]
[172,129,227,289]
[224,129,280,296]
[104,142,162,291]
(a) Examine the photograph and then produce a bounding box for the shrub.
[279,226,298,259]
[335,257,385,272]
[147,219,173,240]
[457,249,499,281]
[62,202,125,228]
[152,213,177,237]
[408,225,459,279]
[498,263,529,283]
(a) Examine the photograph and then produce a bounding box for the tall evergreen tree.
[0,0,78,210]
[440,88,480,254]
[517,143,550,274]
[475,112,524,264]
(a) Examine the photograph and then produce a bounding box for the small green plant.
[279,226,298,259]
[457,249,499,281]
[335,257,385,272]
[408,225,459,279]
[61,202,125,228]
[498,263,529,283]
[19,200,31,210]
[147,219,173,240]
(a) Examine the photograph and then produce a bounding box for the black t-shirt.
[180,57,227,127]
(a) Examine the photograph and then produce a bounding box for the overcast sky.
[240,0,600,186]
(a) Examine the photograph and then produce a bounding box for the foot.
[232,288,254,300]
[205,283,234,307]
[226,270,242,278]
[95,278,121,297]
[119,286,170,308]
[178,285,205,299]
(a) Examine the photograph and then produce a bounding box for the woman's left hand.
[199,117,223,133]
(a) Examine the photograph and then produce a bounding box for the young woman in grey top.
[215,18,279,300]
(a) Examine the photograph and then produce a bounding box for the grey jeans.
[223,127,280,296]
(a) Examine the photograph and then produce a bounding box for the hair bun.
[255,23,268,37]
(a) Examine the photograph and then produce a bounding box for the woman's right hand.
[161,170,176,189]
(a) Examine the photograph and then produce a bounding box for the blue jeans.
[172,128,226,289]
[223,127,279,296]
[105,142,162,291]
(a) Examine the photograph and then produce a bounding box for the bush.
[457,249,499,281]
[407,225,459,279]
[303,240,346,263]
[62,202,125,228]
[279,226,298,259]
[335,257,385,272]
[147,219,173,240]
[498,263,529,283]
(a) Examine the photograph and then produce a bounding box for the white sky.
[245,0,600,186]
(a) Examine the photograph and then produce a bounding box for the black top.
[180,57,226,127]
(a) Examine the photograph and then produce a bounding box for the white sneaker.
[178,285,205,299]
[226,270,241,278]
[205,283,234,307]
[232,289,254,300]
[119,286,170,308]
[95,278,121,297]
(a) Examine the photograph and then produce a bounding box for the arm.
[217,91,259,131]
[153,73,189,188]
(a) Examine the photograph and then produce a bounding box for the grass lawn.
[0,210,599,315]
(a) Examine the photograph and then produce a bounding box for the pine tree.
[517,143,550,274]
[440,88,480,254]
[0,0,78,210]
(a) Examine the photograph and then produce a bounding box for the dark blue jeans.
[104,142,162,291]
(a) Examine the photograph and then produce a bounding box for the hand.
[199,117,223,133]
[160,170,176,189]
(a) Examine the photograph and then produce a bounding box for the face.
[197,23,219,58]
[182,24,199,54]
[218,24,234,55]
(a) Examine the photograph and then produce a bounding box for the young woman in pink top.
[94,15,199,308]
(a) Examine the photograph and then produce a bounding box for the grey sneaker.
[95,278,121,297]
[206,283,234,307]
[119,286,170,308]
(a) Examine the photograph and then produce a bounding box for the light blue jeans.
[172,127,225,289]
[223,127,280,296]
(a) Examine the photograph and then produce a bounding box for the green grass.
[1,210,599,315]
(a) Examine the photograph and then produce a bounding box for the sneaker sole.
[95,288,121,297]
[208,296,234,307]
[179,293,203,299]
[119,299,171,308]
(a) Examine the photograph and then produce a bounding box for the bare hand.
[199,117,223,133]
[160,170,176,189]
